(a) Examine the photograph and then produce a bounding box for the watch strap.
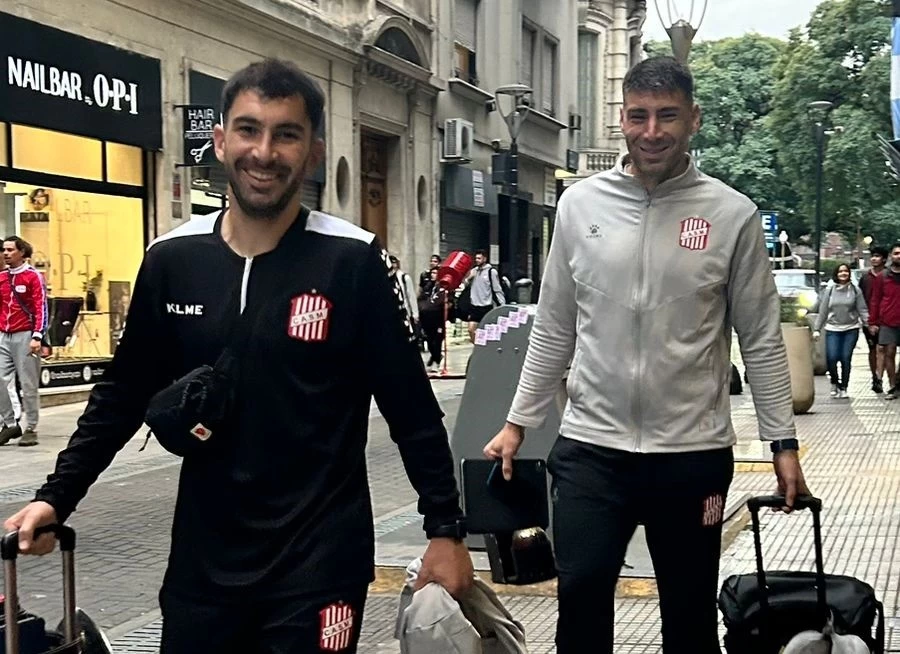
[770,438,800,454]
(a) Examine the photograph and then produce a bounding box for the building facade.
[575,0,647,174]
[434,0,580,289]
[0,0,443,385]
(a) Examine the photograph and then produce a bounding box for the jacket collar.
[613,153,701,197]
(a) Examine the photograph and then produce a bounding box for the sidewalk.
[363,348,900,652]
[105,346,900,652]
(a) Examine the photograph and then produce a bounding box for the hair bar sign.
[0,11,162,150]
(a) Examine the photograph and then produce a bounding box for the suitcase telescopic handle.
[2,525,78,654]
[747,495,827,621]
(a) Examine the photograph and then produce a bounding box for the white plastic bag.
[782,614,870,654]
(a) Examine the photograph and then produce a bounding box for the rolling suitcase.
[718,495,885,653]
[1,525,80,654]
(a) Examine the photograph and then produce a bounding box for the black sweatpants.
[419,309,444,366]
[548,436,734,654]
[159,584,367,653]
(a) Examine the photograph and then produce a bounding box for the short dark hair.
[623,56,694,104]
[892,242,900,253]
[430,254,441,261]
[871,245,889,258]
[221,58,325,133]
[3,236,27,254]
[474,249,487,258]
[832,263,851,283]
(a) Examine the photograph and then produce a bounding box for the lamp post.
[494,84,532,282]
[653,0,709,64]
[807,100,834,282]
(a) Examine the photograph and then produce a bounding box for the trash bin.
[514,278,533,304]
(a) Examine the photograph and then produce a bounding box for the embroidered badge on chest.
[679,217,710,251]
[287,293,333,342]
[319,602,356,651]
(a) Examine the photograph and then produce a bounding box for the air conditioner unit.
[443,118,473,162]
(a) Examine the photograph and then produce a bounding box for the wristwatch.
[426,517,467,541]
[770,438,800,454]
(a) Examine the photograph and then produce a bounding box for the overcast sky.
[642,0,826,43]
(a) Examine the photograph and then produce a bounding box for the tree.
[768,0,894,246]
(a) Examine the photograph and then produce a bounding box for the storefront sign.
[0,12,162,149]
[179,104,218,166]
[472,170,485,208]
[39,359,110,388]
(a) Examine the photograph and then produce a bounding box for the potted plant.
[779,296,815,414]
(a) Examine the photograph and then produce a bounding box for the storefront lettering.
[7,56,139,115]
[186,107,216,139]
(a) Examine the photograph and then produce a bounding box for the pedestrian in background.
[868,242,900,399]
[0,236,46,447]
[814,263,868,399]
[484,56,809,654]
[859,245,888,393]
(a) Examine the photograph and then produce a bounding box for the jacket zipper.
[632,193,652,453]
[240,257,253,314]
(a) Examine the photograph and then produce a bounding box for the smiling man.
[484,56,809,653]
[4,59,472,653]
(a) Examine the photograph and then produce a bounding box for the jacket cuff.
[32,490,74,524]
[758,429,798,442]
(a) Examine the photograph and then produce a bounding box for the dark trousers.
[159,584,367,653]
[419,310,444,366]
[548,436,734,654]
[826,328,859,390]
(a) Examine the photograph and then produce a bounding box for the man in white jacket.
[484,57,810,653]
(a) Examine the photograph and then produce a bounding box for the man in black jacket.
[4,59,472,653]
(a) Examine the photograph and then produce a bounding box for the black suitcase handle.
[747,495,827,619]
[1,525,76,560]
[2,525,78,654]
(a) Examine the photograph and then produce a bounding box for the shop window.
[12,125,102,181]
[0,182,143,360]
[105,142,142,186]
[0,123,6,167]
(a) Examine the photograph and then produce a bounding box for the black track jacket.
[34,209,463,600]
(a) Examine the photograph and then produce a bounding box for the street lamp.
[493,84,532,282]
[807,100,834,282]
[653,0,709,64]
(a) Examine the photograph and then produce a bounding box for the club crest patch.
[701,493,725,527]
[319,602,355,651]
[679,217,710,251]
[288,293,332,342]
[190,423,211,441]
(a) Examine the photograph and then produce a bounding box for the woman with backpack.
[814,263,869,399]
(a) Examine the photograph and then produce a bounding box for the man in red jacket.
[868,242,900,400]
[0,236,46,446]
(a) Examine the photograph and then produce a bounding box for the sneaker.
[0,424,22,446]
[18,429,37,447]
[839,389,849,399]
[830,385,839,398]
[873,378,884,394]
[887,386,898,400]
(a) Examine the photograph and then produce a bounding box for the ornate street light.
[493,84,532,282]
[653,0,709,64]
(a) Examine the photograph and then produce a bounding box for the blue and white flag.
[893,15,900,139]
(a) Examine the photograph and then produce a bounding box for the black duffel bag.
[718,496,884,653]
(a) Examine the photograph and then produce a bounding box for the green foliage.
[652,0,900,248]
